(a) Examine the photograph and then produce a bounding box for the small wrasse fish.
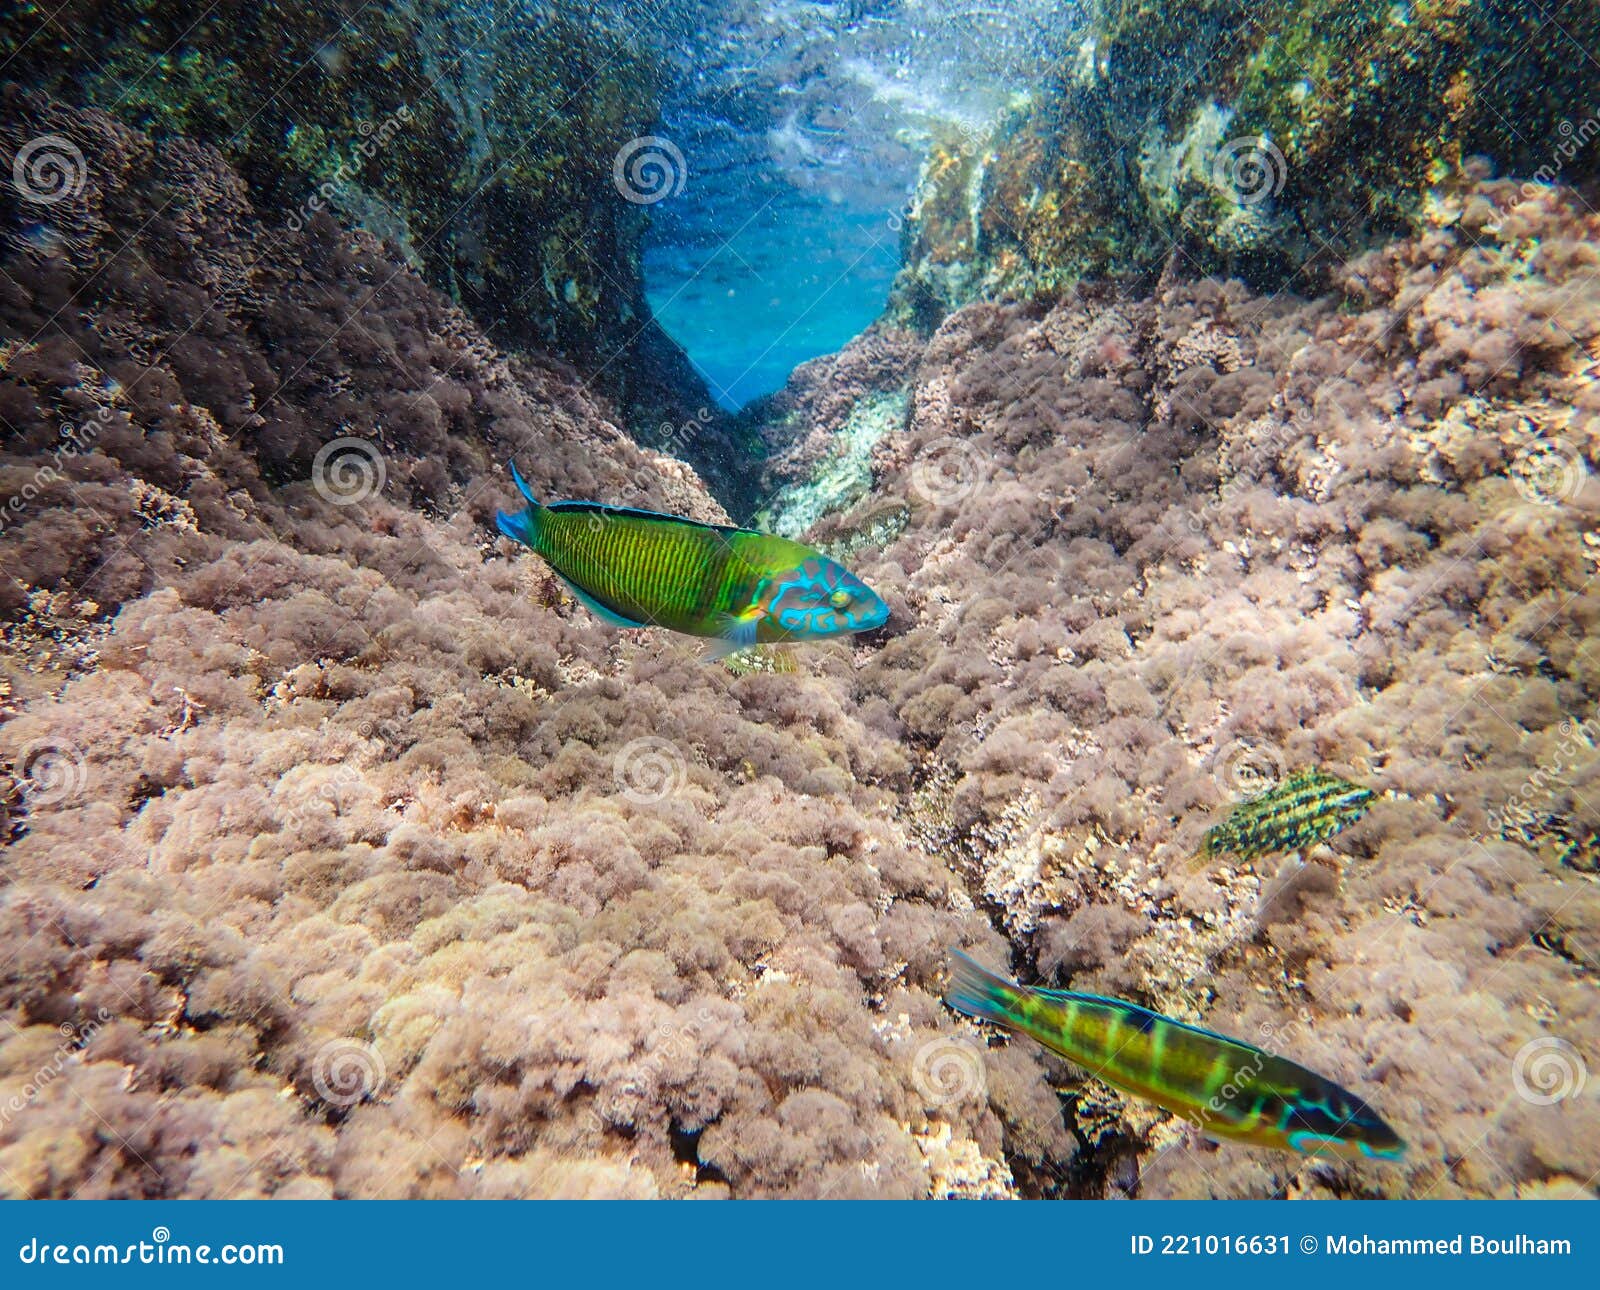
[496,462,889,652]
[1195,768,1374,867]
[945,950,1405,1161]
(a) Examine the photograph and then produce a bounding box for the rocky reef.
[0,93,1066,1200]
[731,324,926,531]
[5,7,1600,1199]
[0,1,728,478]
[893,0,1600,319]
[4,89,1597,1198]
[739,168,1600,1197]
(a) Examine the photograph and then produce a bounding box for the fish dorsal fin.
[545,500,760,540]
[555,572,647,629]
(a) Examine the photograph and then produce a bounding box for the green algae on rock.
[752,390,911,539]
[891,0,1600,318]
[0,0,710,436]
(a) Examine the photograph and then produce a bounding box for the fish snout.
[852,590,890,632]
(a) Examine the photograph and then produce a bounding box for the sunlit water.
[632,0,1077,406]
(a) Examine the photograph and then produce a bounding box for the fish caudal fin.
[945,949,1029,1030]
[496,460,543,549]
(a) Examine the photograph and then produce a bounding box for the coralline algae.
[2,3,1599,1202]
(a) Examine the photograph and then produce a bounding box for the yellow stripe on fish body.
[495,462,890,644]
[945,950,1405,1161]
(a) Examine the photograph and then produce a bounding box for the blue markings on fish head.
[1285,1092,1406,1161]
[766,556,889,640]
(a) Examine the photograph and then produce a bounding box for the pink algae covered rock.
[4,86,1598,1199]
[0,98,1050,1199]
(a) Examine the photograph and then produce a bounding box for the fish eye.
[828,589,851,609]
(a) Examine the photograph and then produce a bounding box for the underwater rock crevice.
[0,94,1064,1199]
[0,3,744,499]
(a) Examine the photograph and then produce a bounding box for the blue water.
[644,196,901,410]
[633,0,1074,408]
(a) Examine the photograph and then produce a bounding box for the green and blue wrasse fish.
[496,462,889,654]
[945,950,1406,1162]
[1191,768,1374,871]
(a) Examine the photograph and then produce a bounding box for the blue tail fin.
[945,949,1025,1027]
[496,460,542,548]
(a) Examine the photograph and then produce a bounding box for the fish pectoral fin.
[556,575,647,629]
[718,609,764,648]
[701,610,764,666]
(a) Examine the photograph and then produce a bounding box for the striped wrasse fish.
[496,462,888,652]
[1198,768,1374,865]
[945,951,1405,1161]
